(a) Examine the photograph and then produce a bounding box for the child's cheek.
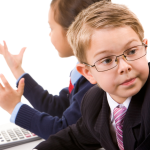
[98,74,115,92]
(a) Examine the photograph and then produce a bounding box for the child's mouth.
[121,78,136,86]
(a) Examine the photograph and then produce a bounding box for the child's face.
[48,7,73,57]
[78,26,149,103]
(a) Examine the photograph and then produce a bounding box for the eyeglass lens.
[95,45,146,72]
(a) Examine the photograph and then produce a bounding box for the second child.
[0,0,110,140]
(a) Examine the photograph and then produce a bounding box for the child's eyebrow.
[93,39,140,58]
[124,39,139,48]
[94,50,112,58]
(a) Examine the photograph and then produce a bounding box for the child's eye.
[101,58,113,64]
[125,46,140,56]
[127,49,137,55]
[95,56,115,67]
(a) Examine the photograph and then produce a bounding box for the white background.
[0,0,149,125]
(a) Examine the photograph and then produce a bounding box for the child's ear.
[76,64,97,84]
[143,39,148,48]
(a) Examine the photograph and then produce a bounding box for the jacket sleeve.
[17,73,70,117]
[15,104,69,140]
[34,117,101,150]
[15,74,94,140]
[15,99,81,140]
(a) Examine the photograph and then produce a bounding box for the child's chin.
[124,87,142,98]
[58,52,68,58]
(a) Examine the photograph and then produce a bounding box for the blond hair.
[67,1,144,63]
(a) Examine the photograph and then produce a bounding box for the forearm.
[17,73,69,116]
[34,126,81,150]
[13,94,83,139]
[11,66,25,80]
[15,104,68,139]
[34,118,101,150]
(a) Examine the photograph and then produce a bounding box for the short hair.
[67,1,144,63]
[50,0,111,30]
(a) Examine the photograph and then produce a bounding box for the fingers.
[0,41,4,55]
[3,41,9,57]
[18,78,25,95]
[3,41,8,51]
[19,47,26,58]
[0,41,8,56]
[0,83,4,91]
[0,74,12,90]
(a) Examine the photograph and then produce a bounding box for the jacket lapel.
[94,92,119,150]
[93,78,147,150]
[123,82,146,150]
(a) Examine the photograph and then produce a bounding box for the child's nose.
[117,57,132,75]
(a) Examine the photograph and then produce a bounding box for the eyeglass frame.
[82,43,148,72]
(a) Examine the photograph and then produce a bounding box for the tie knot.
[113,106,127,126]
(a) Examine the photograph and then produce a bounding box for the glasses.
[83,43,148,72]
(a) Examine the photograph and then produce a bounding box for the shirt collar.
[70,62,82,85]
[106,92,131,122]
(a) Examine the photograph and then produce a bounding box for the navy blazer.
[34,64,150,150]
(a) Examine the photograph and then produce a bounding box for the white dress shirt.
[106,93,131,144]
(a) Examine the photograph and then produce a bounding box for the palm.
[0,41,26,71]
[6,52,23,70]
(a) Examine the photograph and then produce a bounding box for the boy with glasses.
[34,1,150,150]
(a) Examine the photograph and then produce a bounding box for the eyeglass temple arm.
[82,62,95,67]
[143,43,148,47]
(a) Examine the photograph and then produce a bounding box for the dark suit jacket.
[35,65,150,150]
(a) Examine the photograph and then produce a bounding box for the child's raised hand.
[0,41,26,79]
[0,74,25,114]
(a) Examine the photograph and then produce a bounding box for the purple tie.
[113,106,127,150]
